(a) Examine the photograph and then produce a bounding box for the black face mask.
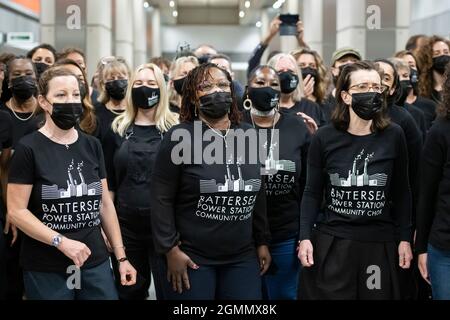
[10,76,37,101]
[351,92,383,121]
[105,79,128,100]
[198,55,211,65]
[410,68,419,94]
[397,80,413,106]
[248,87,280,112]
[174,77,186,96]
[301,67,318,82]
[198,92,232,119]
[163,74,170,83]
[132,86,160,110]
[79,84,87,101]
[433,55,450,75]
[34,62,50,78]
[278,72,299,94]
[50,102,84,130]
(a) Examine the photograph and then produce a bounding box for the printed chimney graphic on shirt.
[42,160,102,200]
[200,159,261,194]
[262,140,296,176]
[147,92,159,106]
[329,149,388,187]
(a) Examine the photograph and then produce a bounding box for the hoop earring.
[243,98,253,111]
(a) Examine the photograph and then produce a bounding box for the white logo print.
[200,159,261,194]
[42,160,102,200]
[329,149,387,187]
[262,140,296,176]
[147,92,159,107]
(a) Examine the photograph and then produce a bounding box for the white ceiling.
[177,0,240,7]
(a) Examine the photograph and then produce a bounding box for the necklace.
[250,110,278,132]
[204,119,232,148]
[106,103,125,115]
[42,128,77,150]
[8,100,34,122]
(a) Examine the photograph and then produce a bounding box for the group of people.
[0,18,450,300]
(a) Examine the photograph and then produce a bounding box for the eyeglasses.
[197,80,231,92]
[348,82,388,93]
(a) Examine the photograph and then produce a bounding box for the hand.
[296,20,307,47]
[263,16,282,45]
[303,74,315,98]
[3,217,18,247]
[257,245,271,276]
[297,112,318,134]
[118,260,137,286]
[418,253,430,285]
[58,237,91,268]
[166,246,199,294]
[298,240,314,267]
[398,241,413,269]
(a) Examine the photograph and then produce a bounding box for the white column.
[303,0,323,56]
[336,0,366,58]
[115,0,134,67]
[396,0,411,52]
[40,0,56,46]
[260,8,272,64]
[133,0,147,67]
[151,8,162,58]
[86,0,112,79]
[280,0,299,53]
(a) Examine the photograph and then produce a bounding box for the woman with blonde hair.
[267,53,324,131]
[95,57,130,142]
[103,63,178,300]
[168,56,199,113]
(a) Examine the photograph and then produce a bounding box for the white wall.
[410,0,450,37]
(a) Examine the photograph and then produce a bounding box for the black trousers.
[299,230,402,300]
[112,206,165,300]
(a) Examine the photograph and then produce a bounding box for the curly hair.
[290,48,329,104]
[416,35,450,98]
[180,63,241,124]
[437,62,450,119]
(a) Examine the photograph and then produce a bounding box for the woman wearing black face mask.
[103,64,178,300]
[150,63,271,300]
[242,65,310,300]
[268,53,325,131]
[415,36,450,103]
[168,57,199,114]
[54,59,98,136]
[298,61,413,300]
[95,58,130,144]
[27,44,57,80]
[5,68,137,300]
[395,50,437,130]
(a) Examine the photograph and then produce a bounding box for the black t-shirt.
[321,94,337,124]
[242,112,310,242]
[150,121,270,265]
[411,96,437,130]
[0,110,13,153]
[104,124,163,210]
[8,131,109,272]
[280,99,326,127]
[95,103,124,143]
[300,124,412,242]
[387,104,423,213]
[416,118,450,253]
[0,102,42,148]
[404,103,427,142]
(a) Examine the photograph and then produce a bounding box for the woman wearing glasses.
[150,63,271,300]
[298,61,413,300]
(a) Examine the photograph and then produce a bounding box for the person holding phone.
[247,15,309,77]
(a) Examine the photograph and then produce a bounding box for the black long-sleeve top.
[150,121,270,265]
[300,124,412,242]
[416,119,450,254]
[247,43,268,78]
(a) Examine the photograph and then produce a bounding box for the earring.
[243,98,252,111]
[194,106,198,117]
